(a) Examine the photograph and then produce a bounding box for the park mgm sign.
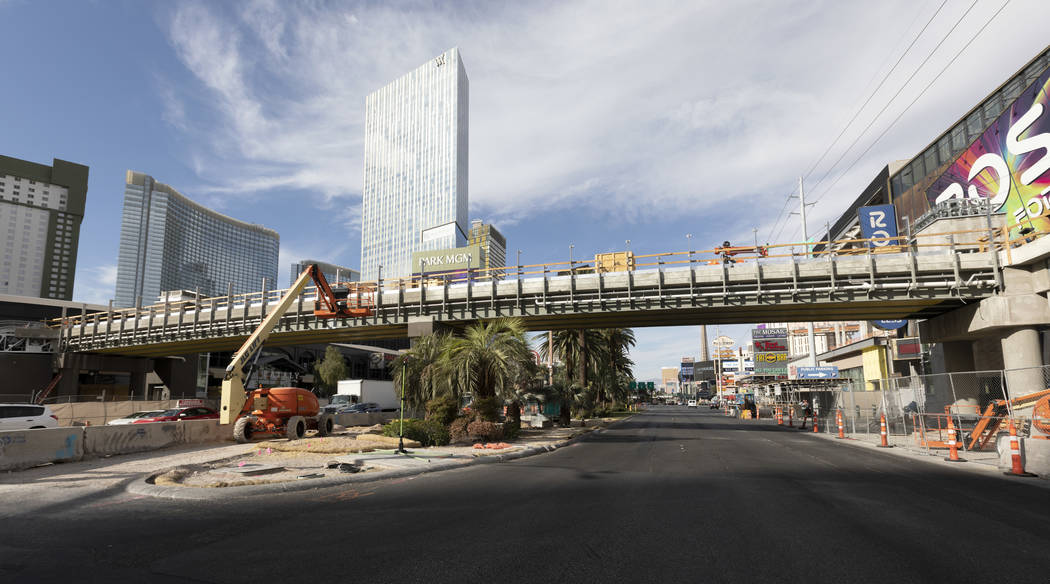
[412,244,483,278]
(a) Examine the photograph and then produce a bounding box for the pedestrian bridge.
[52,232,1005,357]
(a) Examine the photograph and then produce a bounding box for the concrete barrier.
[998,435,1050,474]
[0,427,84,471]
[83,420,227,457]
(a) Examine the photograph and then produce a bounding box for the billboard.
[412,244,482,275]
[753,327,788,376]
[753,339,788,352]
[858,204,899,248]
[926,65,1050,237]
[752,328,787,339]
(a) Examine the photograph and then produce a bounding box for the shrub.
[425,395,460,426]
[472,396,501,422]
[503,422,520,441]
[449,416,472,443]
[382,418,450,447]
[467,420,504,442]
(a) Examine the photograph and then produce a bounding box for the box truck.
[334,379,400,411]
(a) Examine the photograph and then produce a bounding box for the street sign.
[872,319,907,330]
[858,204,899,248]
[797,366,840,379]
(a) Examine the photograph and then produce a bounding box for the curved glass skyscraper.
[360,47,469,281]
[114,171,279,307]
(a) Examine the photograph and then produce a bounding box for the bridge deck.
[55,249,999,357]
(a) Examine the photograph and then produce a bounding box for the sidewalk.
[761,412,1050,485]
[0,417,629,503]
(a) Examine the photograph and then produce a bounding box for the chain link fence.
[803,365,1050,458]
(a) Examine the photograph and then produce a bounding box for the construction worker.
[798,399,813,430]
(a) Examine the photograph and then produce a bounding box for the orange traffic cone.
[776,407,783,426]
[877,413,892,448]
[1004,419,1037,477]
[944,417,965,462]
[812,412,819,433]
[836,409,845,439]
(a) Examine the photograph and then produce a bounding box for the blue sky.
[1,0,1048,381]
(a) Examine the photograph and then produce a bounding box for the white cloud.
[72,264,118,306]
[159,0,1050,239]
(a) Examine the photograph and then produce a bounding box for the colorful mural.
[926,65,1050,237]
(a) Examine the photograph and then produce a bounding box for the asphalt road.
[3,407,1049,583]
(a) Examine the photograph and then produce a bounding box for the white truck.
[334,379,400,412]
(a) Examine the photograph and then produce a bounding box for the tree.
[391,331,453,408]
[314,345,348,397]
[535,328,635,411]
[442,318,533,405]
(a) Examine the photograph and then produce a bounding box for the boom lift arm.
[219,265,374,424]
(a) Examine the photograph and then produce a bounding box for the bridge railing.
[46,226,1010,332]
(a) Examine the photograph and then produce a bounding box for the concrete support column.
[940,341,979,407]
[1001,327,1044,399]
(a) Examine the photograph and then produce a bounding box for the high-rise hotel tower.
[360,48,469,281]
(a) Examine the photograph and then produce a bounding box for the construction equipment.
[219,265,374,438]
[965,388,1050,450]
[708,241,769,265]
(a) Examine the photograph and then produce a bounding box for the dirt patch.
[251,434,421,454]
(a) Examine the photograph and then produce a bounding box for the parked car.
[0,404,59,430]
[687,400,698,408]
[107,410,166,425]
[132,407,219,423]
[336,402,381,414]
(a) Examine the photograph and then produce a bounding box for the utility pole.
[793,176,818,367]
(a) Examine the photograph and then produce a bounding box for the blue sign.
[858,204,899,248]
[872,320,907,330]
[797,366,839,379]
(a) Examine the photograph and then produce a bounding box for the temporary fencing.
[816,364,1050,459]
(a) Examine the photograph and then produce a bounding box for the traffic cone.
[1004,419,1037,477]
[776,407,783,426]
[836,409,845,439]
[812,412,819,433]
[944,417,965,462]
[877,413,892,448]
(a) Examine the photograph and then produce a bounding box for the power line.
[765,1,947,244]
[802,0,949,183]
[808,0,1011,211]
[806,0,982,207]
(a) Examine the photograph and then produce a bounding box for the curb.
[125,418,629,501]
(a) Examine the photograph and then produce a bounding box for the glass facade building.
[360,47,469,281]
[0,155,88,300]
[114,171,279,307]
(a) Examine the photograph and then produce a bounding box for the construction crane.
[219,265,374,426]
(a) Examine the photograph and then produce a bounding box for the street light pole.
[569,244,575,269]
[396,357,409,455]
[686,234,693,265]
[517,249,522,279]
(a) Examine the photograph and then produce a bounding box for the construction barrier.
[944,417,964,462]
[1003,419,1037,477]
[81,420,226,457]
[0,427,84,471]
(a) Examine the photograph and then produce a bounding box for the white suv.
[0,404,59,430]
[687,400,698,408]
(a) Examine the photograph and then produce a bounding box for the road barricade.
[0,427,84,471]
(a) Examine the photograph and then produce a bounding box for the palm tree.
[597,328,636,406]
[536,328,635,409]
[391,331,454,408]
[442,318,533,402]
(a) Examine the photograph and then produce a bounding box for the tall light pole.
[686,233,693,265]
[569,244,575,269]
